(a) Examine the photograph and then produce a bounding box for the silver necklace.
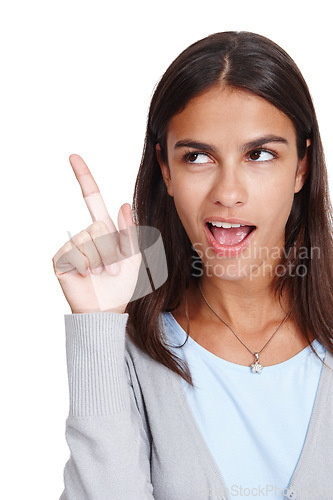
[198,282,292,374]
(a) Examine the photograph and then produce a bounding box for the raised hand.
[52,154,142,314]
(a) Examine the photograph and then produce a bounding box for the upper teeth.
[209,221,246,228]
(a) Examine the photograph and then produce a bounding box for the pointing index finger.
[69,154,116,233]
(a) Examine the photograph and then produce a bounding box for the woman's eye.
[184,152,211,164]
[248,149,275,162]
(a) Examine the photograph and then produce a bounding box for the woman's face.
[157,86,309,282]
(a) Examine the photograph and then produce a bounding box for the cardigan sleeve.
[59,312,154,500]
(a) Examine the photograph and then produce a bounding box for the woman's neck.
[188,275,291,334]
[171,276,315,365]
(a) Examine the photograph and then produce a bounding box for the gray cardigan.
[60,312,333,500]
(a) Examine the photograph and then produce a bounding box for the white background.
[1,0,331,498]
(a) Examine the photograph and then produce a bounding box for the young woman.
[53,31,333,499]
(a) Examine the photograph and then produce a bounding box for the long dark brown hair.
[126,31,333,385]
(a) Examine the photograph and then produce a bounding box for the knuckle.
[62,241,75,254]
[87,220,109,235]
[71,230,90,245]
[52,241,72,262]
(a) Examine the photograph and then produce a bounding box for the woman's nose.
[209,161,248,208]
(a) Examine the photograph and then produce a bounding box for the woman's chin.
[200,260,256,282]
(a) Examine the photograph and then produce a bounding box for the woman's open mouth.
[204,221,256,258]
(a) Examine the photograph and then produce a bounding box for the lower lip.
[204,223,256,258]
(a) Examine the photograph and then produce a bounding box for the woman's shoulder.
[322,343,333,369]
[124,312,178,372]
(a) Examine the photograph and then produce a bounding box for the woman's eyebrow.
[240,135,289,151]
[173,140,217,153]
[173,135,289,153]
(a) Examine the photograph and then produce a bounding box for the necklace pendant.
[251,353,263,374]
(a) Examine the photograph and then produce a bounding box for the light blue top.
[162,312,327,499]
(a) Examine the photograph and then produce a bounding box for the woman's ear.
[156,143,174,197]
[294,138,311,194]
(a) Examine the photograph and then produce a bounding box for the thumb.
[118,203,140,258]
